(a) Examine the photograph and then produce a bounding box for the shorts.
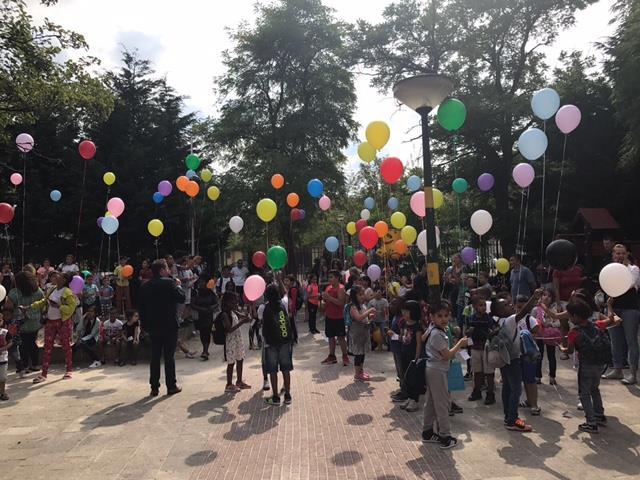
[263,343,293,374]
[521,359,537,384]
[325,317,346,338]
[470,348,494,374]
[0,362,7,382]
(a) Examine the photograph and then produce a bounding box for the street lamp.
[393,74,454,293]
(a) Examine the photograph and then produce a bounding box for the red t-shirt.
[553,265,583,301]
[306,283,319,306]
[324,284,344,320]
[566,321,606,350]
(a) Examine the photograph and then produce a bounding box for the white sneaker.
[405,400,419,412]
[262,381,270,391]
[577,402,584,411]
[89,360,101,368]
[18,370,26,378]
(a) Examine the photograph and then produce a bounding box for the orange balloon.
[271,174,285,189]
[176,175,189,192]
[395,239,408,255]
[374,220,389,238]
[286,192,299,208]
[206,279,215,290]
[122,265,134,278]
[185,180,200,198]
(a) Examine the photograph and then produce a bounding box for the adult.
[138,259,185,396]
[600,235,615,271]
[231,259,249,304]
[320,270,349,366]
[138,259,153,285]
[553,264,585,303]
[58,254,79,275]
[216,266,233,294]
[509,255,536,299]
[113,256,132,314]
[192,255,205,277]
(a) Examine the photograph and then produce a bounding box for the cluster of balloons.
[531,87,582,134]
[357,121,391,162]
[291,208,306,221]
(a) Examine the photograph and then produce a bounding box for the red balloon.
[359,226,378,250]
[0,203,14,224]
[381,157,404,184]
[78,140,96,160]
[290,208,301,221]
[252,251,267,268]
[353,251,367,267]
[355,219,367,232]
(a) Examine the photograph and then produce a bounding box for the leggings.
[354,354,365,366]
[42,319,73,377]
[197,317,213,353]
[536,340,557,379]
[19,331,40,367]
[307,302,318,332]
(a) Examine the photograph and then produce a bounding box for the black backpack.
[213,312,226,345]
[577,324,612,366]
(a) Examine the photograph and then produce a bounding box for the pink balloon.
[410,191,426,218]
[15,133,34,153]
[107,197,125,217]
[244,274,266,302]
[555,105,581,134]
[10,173,23,186]
[512,163,535,188]
[318,195,331,211]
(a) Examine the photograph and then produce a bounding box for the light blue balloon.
[518,128,548,160]
[307,178,323,198]
[186,169,197,179]
[387,197,399,210]
[101,216,119,235]
[531,88,560,121]
[325,236,339,253]
[152,192,164,204]
[50,190,61,202]
[364,197,375,210]
[407,175,422,192]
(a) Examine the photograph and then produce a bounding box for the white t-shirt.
[179,268,195,304]
[47,288,64,320]
[498,314,521,358]
[231,266,249,287]
[103,319,124,338]
[629,264,640,290]
[0,328,8,362]
[217,277,232,293]
[59,263,79,274]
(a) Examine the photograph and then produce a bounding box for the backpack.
[486,320,518,370]
[520,329,541,364]
[295,287,303,311]
[212,312,226,345]
[577,324,612,366]
[343,303,352,328]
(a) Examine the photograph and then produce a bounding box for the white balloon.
[360,209,371,221]
[599,263,633,298]
[470,210,493,236]
[531,88,560,120]
[417,230,427,255]
[0,284,6,303]
[518,128,548,161]
[229,215,244,233]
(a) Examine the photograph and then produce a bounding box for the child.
[99,276,114,319]
[421,300,468,449]
[0,312,13,400]
[349,285,377,382]
[248,297,263,351]
[101,310,124,365]
[73,306,101,368]
[515,294,542,416]
[466,295,496,405]
[306,274,320,334]
[82,275,99,311]
[122,310,141,365]
[397,300,424,412]
[221,291,252,393]
[531,288,561,385]
[369,288,389,351]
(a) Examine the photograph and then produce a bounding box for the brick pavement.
[1,317,640,480]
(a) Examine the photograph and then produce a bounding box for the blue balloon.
[364,197,375,210]
[387,197,399,210]
[307,178,324,198]
[406,175,422,192]
[101,216,119,235]
[325,236,339,253]
[518,128,548,160]
[153,192,164,204]
[186,169,197,179]
[50,190,61,202]
[531,88,560,121]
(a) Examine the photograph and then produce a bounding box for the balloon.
[107,197,125,217]
[599,263,633,298]
[158,180,173,196]
[244,275,266,302]
[200,169,213,182]
[345,246,354,257]
[152,192,164,204]
[381,157,404,184]
[460,247,477,265]
[319,195,331,211]
[470,210,492,236]
[271,174,285,189]
[531,88,560,120]
[410,192,425,218]
[176,175,189,192]
[512,163,535,188]
[10,173,22,186]
[353,251,367,267]
[291,208,302,221]
[517,128,548,160]
[387,197,399,210]
[437,98,467,131]
[229,216,244,233]
[364,197,375,210]
[185,153,201,170]
[286,192,299,208]
[207,186,220,201]
[78,140,96,160]
[417,230,427,255]
[432,188,444,209]
[367,264,381,282]
[374,220,388,238]
[70,275,84,295]
[359,226,378,250]
[299,209,306,220]
[555,105,582,134]
[394,239,408,255]
[406,175,422,192]
[452,178,468,194]
[101,216,119,235]
[495,258,510,274]
[81,270,91,279]
[122,265,134,278]
[477,173,495,192]
[307,179,323,198]
[50,190,62,202]
[358,142,376,162]
[103,172,116,186]
[360,209,370,221]
[545,239,577,271]
[206,279,215,290]
[355,219,367,232]
[147,219,164,237]
[0,285,5,303]
[185,181,200,198]
[401,225,417,245]
[256,198,277,222]
[365,121,391,150]
[325,236,340,252]
[186,169,197,179]
[15,133,34,153]
[0,203,15,223]
[97,217,104,228]
[252,251,267,268]
[267,245,288,270]
[390,212,406,229]
[346,222,357,236]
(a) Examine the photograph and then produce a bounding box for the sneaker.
[18,370,26,379]
[463,372,472,381]
[354,373,367,382]
[342,355,351,366]
[468,389,482,401]
[390,389,402,397]
[439,436,458,450]
[484,392,496,405]
[265,395,281,406]
[595,414,607,426]
[549,377,557,386]
[421,429,441,444]
[392,393,409,403]
[284,392,292,405]
[361,371,371,380]
[577,402,584,411]
[578,423,599,434]
[506,418,533,432]
[167,386,182,396]
[621,373,637,385]
[405,400,419,412]
[262,381,270,391]
[399,399,411,410]
[321,355,337,365]
[184,351,197,359]
[450,403,463,414]
[601,369,623,380]
[89,360,101,368]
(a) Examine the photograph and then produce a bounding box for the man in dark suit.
[138,259,185,396]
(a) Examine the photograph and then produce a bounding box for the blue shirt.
[510,265,535,299]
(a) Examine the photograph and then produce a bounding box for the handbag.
[448,360,466,392]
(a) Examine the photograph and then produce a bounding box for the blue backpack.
[520,321,541,364]
[343,303,352,328]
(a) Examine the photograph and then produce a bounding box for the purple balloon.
[477,173,494,192]
[70,275,84,295]
[158,180,173,197]
[512,163,535,188]
[299,209,306,220]
[97,216,104,228]
[460,246,477,265]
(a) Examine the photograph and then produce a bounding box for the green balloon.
[185,153,201,170]
[437,98,467,132]
[345,245,354,257]
[452,177,469,194]
[81,270,91,279]
[267,245,288,270]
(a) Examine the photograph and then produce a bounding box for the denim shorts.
[263,343,293,374]
[521,359,538,384]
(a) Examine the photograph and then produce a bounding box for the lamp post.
[393,74,454,294]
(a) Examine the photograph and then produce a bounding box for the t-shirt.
[217,277,232,293]
[124,320,139,339]
[498,314,521,358]
[179,268,195,304]
[400,319,421,357]
[424,325,450,372]
[0,328,10,363]
[553,265,584,302]
[368,298,389,324]
[324,284,344,320]
[102,319,124,339]
[467,312,495,350]
[99,286,114,304]
[262,303,293,346]
[230,266,249,287]
[47,288,64,320]
[82,284,99,306]
[567,321,607,366]
[306,283,319,305]
[510,265,535,299]
[59,263,79,275]
[389,315,402,354]
[114,266,129,287]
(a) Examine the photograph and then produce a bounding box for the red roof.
[576,208,620,230]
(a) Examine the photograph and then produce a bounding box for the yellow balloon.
[495,258,510,274]
[365,121,391,150]
[103,172,116,186]
[357,142,376,162]
[200,169,213,183]
[105,211,113,217]
[207,186,220,201]
[147,219,164,237]
[346,222,356,236]
[433,188,444,209]
[256,198,277,223]
[390,212,407,229]
[401,225,417,245]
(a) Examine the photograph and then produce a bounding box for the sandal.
[32,375,46,384]
[225,384,241,393]
[0,393,9,401]
[506,418,533,432]
[236,381,252,389]
[530,407,541,416]
[519,400,531,408]
[63,372,72,379]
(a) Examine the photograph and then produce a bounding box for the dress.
[225,312,245,364]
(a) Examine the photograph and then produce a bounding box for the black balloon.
[545,239,577,271]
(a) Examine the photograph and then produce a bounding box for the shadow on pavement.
[185,450,217,466]
[55,388,117,398]
[580,416,640,476]
[81,395,169,429]
[331,450,363,466]
[187,393,232,419]
[222,389,286,441]
[347,413,374,426]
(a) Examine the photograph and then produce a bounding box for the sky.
[28,0,617,174]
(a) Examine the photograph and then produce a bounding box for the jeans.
[536,340,557,379]
[307,302,318,332]
[149,330,178,390]
[73,339,100,362]
[19,331,39,368]
[578,363,604,424]
[609,309,640,370]
[500,358,523,425]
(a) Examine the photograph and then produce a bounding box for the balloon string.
[75,160,88,258]
[155,239,159,260]
[552,135,568,240]
[540,121,547,263]
[21,152,26,267]
[107,234,111,277]
[516,187,531,298]
[478,235,481,280]
[266,222,269,252]
[516,190,525,255]
[4,225,13,267]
